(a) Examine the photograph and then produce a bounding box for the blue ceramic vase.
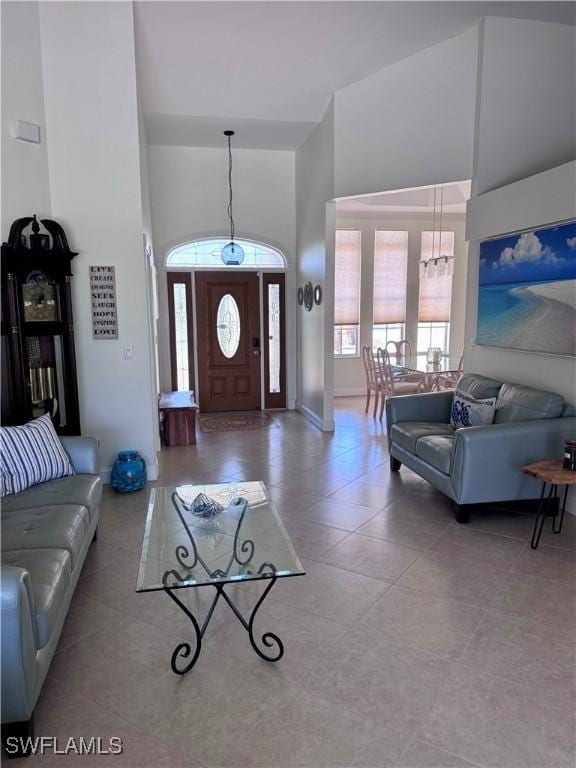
[111,450,147,493]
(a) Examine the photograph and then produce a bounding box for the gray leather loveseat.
[1,436,101,743]
[386,373,576,522]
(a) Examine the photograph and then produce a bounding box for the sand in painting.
[511,279,576,355]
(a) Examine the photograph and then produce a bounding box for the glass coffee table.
[136,481,305,675]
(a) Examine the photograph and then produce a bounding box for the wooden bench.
[159,390,198,446]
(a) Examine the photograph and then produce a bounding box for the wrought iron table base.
[163,577,284,675]
[531,482,568,550]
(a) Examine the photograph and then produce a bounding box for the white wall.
[38,1,157,479]
[147,144,297,404]
[473,17,576,196]
[465,161,576,402]
[1,1,51,230]
[464,18,575,517]
[334,213,468,394]
[334,27,478,199]
[295,101,336,429]
[148,145,296,260]
[137,98,161,452]
[465,16,576,403]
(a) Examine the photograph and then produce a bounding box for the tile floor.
[17,398,576,767]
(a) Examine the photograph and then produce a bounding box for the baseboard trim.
[295,402,335,432]
[295,402,324,431]
[334,387,366,397]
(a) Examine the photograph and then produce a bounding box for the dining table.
[390,354,462,392]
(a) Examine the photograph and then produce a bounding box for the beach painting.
[477,220,576,356]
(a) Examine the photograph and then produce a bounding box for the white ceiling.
[135,1,575,150]
[144,113,317,150]
[336,180,471,214]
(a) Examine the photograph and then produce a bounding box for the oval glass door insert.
[216,294,241,358]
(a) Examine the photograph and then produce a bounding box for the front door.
[195,271,261,412]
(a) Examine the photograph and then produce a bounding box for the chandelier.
[419,186,454,278]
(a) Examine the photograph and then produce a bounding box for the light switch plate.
[13,120,41,144]
[123,345,134,360]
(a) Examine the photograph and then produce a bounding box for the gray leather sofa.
[386,373,576,522]
[1,437,101,741]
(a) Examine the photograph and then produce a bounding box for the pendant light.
[419,185,454,278]
[221,130,244,265]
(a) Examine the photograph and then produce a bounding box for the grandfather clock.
[1,215,81,434]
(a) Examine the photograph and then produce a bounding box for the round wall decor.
[303,281,314,311]
[297,287,304,306]
[314,284,322,305]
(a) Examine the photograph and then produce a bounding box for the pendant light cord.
[227,133,235,242]
[439,186,444,260]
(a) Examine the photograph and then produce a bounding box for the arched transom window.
[167,238,286,268]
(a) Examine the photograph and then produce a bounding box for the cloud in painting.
[493,232,559,270]
[567,236,576,250]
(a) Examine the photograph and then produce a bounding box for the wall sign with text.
[90,265,118,339]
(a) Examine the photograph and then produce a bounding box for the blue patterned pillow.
[450,390,496,428]
[0,413,74,497]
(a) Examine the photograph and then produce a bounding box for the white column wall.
[39,1,157,480]
[295,102,335,430]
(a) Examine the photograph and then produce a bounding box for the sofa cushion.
[390,422,455,453]
[1,475,102,522]
[2,548,72,649]
[450,390,496,428]
[494,382,565,423]
[415,435,455,475]
[0,414,74,497]
[456,373,502,401]
[1,505,90,570]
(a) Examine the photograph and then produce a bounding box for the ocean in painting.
[477,281,540,347]
[477,221,576,356]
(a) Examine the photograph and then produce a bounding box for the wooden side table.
[159,391,199,446]
[523,460,576,549]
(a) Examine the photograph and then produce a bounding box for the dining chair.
[376,348,422,420]
[385,339,411,365]
[436,354,464,391]
[386,339,422,384]
[362,345,384,418]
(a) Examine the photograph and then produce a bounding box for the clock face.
[22,271,57,322]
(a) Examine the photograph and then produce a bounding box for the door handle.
[252,350,261,357]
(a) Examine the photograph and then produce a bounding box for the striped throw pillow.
[0,413,74,497]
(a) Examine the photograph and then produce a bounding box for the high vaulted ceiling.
[135,1,575,149]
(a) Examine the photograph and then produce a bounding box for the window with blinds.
[418,231,455,323]
[418,230,454,354]
[373,230,408,325]
[334,230,361,356]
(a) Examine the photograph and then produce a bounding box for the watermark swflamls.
[4,736,123,757]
